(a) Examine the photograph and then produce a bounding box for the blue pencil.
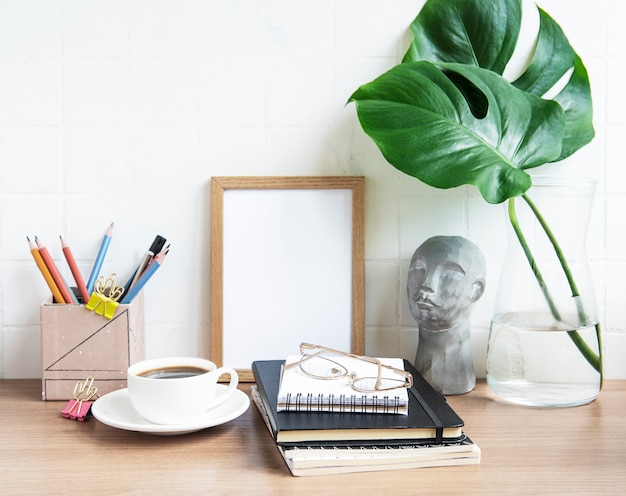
[121,250,167,304]
[86,222,114,294]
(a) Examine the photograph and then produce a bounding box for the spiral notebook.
[277,355,410,415]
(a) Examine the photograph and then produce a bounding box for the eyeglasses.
[283,342,413,393]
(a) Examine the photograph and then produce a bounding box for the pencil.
[28,236,66,304]
[34,236,75,304]
[121,249,168,304]
[86,222,114,295]
[60,235,90,304]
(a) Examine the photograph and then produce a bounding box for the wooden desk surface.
[1,380,624,495]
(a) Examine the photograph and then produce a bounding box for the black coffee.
[137,366,208,380]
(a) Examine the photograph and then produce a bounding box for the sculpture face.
[407,236,486,331]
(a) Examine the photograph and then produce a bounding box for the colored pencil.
[60,235,90,304]
[34,236,75,304]
[27,236,66,304]
[86,222,114,295]
[60,273,80,303]
[121,249,168,304]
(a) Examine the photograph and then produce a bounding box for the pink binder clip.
[61,376,98,421]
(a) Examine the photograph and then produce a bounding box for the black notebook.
[251,359,464,445]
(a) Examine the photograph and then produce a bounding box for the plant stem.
[507,196,602,374]
[507,199,561,320]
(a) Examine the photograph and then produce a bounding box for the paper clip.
[85,274,124,319]
[61,376,98,421]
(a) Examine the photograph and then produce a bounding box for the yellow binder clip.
[85,274,123,319]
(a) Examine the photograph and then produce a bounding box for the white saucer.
[91,385,250,436]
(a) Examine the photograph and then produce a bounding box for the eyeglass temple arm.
[380,363,414,387]
[298,343,384,385]
[300,342,381,365]
[283,346,328,370]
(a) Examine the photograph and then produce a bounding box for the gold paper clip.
[61,376,98,421]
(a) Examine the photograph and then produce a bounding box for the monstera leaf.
[352,0,594,205]
[403,0,522,74]
[511,11,594,160]
[348,61,565,204]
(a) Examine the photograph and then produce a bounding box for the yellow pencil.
[27,236,66,304]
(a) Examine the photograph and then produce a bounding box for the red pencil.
[60,235,90,304]
[35,236,75,305]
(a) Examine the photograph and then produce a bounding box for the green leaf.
[553,55,594,160]
[511,9,594,160]
[403,0,522,75]
[511,9,576,96]
[348,61,565,204]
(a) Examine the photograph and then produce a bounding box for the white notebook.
[277,355,410,415]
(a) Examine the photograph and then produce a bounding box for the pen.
[60,235,90,304]
[86,222,114,295]
[35,236,75,304]
[27,236,66,304]
[128,235,166,291]
[121,249,168,304]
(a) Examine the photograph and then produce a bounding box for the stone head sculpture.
[407,236,486,395]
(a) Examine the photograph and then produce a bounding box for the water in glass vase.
[486,312,601,407]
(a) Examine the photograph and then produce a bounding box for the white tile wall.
[1,0,625,380]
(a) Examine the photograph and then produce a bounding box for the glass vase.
[486,176,602,407]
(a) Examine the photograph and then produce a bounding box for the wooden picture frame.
[210,176,365,381]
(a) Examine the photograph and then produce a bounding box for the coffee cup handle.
[211,367,239,408]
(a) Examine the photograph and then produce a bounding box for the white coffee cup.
[127,357,238,425]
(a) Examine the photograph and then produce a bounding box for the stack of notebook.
[251,358,480,476]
